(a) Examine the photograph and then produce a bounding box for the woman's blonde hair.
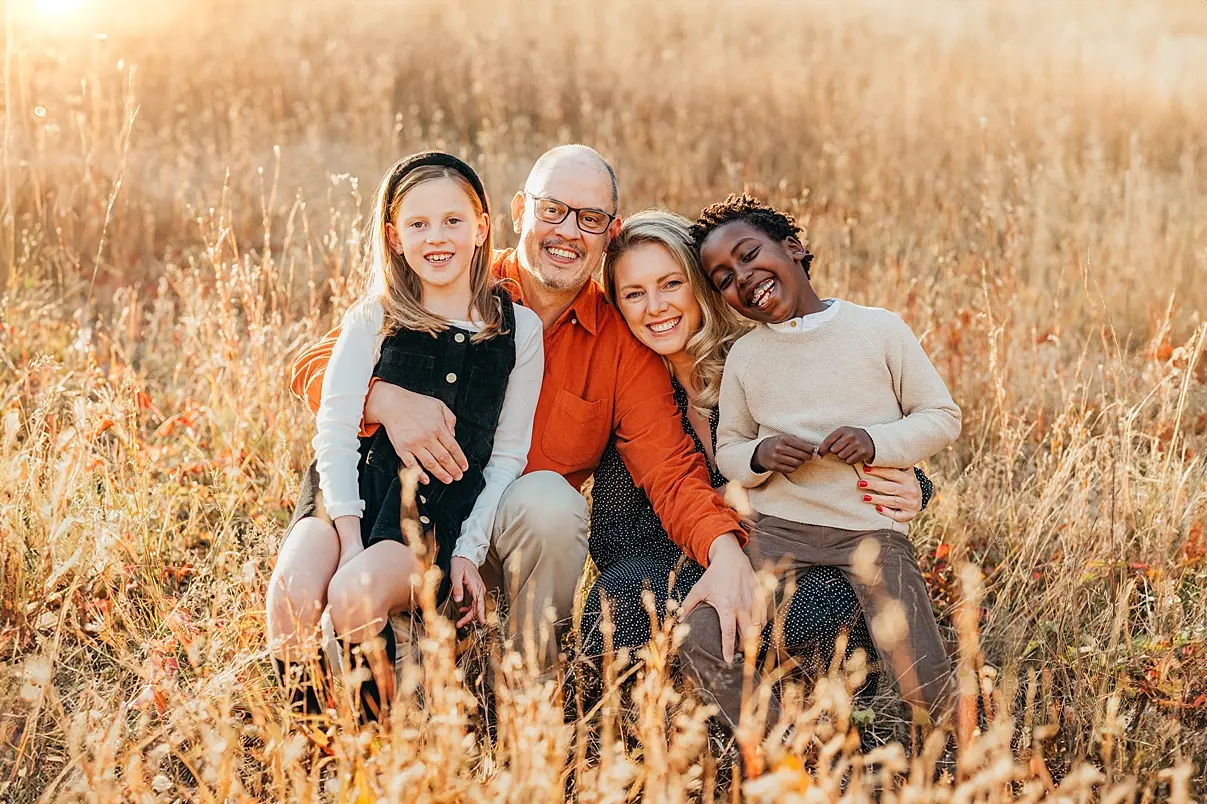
[366,162,503,342]
[602,209,750,413]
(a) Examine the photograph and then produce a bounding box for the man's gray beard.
[534,269,582,292]
[528,254,599,293]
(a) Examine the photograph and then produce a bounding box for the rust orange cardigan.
[290,249,743,567]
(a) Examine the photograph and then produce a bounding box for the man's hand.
[859,465,923,523]
[751,435,817,474]
[818,426,875,465]
[679,533,766,664]
[450,556,487,628]
[365,382,468,485]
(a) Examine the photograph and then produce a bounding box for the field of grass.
[2,0,1206,800]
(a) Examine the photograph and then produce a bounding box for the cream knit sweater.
[715,301,961,534]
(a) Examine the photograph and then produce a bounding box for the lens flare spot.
[37,0,86,14]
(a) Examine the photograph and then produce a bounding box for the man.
[291,145,763,670]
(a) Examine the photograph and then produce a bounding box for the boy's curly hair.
[690,193,814,278]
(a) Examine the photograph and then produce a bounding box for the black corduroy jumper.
[354,289,517,604]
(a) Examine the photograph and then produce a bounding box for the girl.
[267,152,544,722]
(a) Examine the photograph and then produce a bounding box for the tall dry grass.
[1,0,1206,799]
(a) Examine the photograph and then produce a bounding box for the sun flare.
[35,0,86,15]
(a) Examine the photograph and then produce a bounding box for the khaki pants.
[680,517,954,730]
[357,470,589,675]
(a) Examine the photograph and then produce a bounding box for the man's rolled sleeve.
[289,325,380,438]
[611,339,743,567]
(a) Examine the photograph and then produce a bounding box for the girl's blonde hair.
[602,209,750,413]
[366,162,504,342]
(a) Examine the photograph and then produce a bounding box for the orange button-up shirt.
[290,249,743,566]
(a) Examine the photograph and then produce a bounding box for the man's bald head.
[512,144,622,295]
[525,144,618,214]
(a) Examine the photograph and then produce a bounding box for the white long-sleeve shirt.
[312,297,544,566]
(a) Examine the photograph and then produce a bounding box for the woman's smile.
[647,315,682,336]
[613,242,703,358]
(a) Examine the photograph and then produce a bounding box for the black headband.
[385,150,490,214]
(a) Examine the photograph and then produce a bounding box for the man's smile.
[543,244,581,265]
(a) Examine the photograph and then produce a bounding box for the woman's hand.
[859,465,923,523]
[450,556,487,627]
[679,533,767,663]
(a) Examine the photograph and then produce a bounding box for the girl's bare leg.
[266,516,341,661]
[327,541,424,714]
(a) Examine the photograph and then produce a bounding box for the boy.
[688,193,962,727]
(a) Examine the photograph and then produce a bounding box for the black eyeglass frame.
[522,192,617,235]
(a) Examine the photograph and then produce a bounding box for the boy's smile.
[699,220,821,324]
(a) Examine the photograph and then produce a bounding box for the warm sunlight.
[35,0,87,13]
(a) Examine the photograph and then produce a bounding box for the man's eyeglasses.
[524,193,616,235]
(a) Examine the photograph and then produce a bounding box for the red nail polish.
[863,494,871,502]
[876,505,883,512]
[858,480,868,488]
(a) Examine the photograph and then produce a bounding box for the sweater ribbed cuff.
[719,437,774,489]
[861,424,908,468]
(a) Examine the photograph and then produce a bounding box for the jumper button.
[454,333,466,343]
[419,515,430,525]
[445,372,457,383]
[419,495,427,504]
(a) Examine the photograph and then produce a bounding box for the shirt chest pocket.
[541,388,609,470]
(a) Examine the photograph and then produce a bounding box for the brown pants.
[680,517,954,730]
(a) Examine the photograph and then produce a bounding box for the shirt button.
[454,333,466,343]
[419,495,427,504]
[445,372,457,383]
[419,515,430,525]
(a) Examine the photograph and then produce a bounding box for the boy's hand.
[450,556,487,628]
[752,434,817,474]
[818,426,875,465]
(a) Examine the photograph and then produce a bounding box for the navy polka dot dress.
[578,379,937,675]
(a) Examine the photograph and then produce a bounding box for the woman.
[577,209,932,729]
